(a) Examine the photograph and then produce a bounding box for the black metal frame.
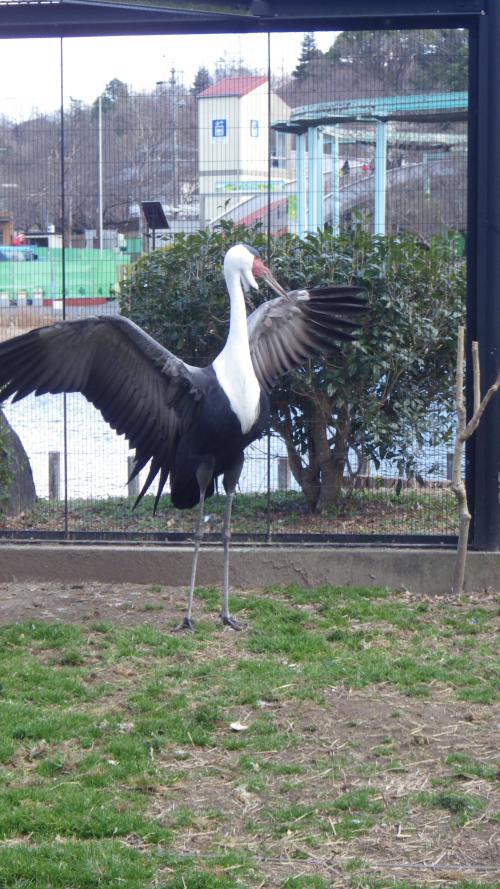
[466,8,500,550]
[0,529,457,547]
[0,1,486,38]
[0,0,498,550]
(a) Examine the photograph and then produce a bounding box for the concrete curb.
[0,545,498,594]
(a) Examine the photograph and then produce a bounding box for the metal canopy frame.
[0,1,487,38]
[275,92,469,131]
[0,0,498,551]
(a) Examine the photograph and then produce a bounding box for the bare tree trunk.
[273,397,351,512]
[316,404,350,511]
[451,327,471,594]
[273,408,320,511]
[451,327,500,594]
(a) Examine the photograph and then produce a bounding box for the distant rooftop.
[198,75,268,98]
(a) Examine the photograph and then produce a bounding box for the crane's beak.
[260,265,289,300]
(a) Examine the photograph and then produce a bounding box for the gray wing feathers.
[248,286,367,392]
[0,315,203,507]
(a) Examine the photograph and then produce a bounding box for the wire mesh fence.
[0,28,467,541]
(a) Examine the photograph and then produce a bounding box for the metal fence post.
[48,451,61,501]
[127,456,140,499]
[266,426,272,542]
[277,455,290,490]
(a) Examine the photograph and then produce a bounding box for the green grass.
[0,585,497,888]
[444,753,499,781]
[418,790,489,825]
[0,841,154,889]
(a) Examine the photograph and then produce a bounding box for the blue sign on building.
[250,120,259,137]
[212,119,227,138]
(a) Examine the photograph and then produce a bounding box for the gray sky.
[0,30,338,119]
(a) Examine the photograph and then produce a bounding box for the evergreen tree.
[92,78,129,116]
[328,29,467,93]
[293,32,321,79]
[191,66,213,96]
[412,29,468,91]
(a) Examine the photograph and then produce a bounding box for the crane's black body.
[169,374,269,509]
[0,244,366,627]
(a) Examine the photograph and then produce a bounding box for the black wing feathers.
[248,285,367,393]
[0,287,367,508]
[0,315,203,508]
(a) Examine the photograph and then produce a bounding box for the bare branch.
[472,340,481,416]
[455,326,466,435]
[463,370,500,441]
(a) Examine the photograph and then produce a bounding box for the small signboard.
[250,119,259,137]
[212,118,227,138]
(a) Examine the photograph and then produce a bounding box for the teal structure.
[274,91,468,237]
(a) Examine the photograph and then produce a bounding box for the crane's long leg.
[176,457,214,631]
[221,454,244,630]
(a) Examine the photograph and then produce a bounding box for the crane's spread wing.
[0,315,204,509]
[247,286,367,393]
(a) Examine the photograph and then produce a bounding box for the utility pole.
[98,95,103,254]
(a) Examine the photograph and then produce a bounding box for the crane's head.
[224,243,288,298]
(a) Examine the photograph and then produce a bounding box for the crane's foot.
[175,615,195,632]
[220,613,244,631]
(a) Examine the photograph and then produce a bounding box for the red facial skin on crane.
[252,256,289,299]
[252,257,267,278]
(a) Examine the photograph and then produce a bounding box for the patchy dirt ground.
[0,581,498,887]
[0,579,189,628]
[155,694,500,886]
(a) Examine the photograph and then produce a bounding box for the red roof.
[198,75,268,98]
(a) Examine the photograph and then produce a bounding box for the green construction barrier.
[0,246,132,305]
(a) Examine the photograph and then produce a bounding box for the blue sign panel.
[212,119,227,138]
[250,119,259,137]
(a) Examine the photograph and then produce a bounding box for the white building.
[197,75,290,226]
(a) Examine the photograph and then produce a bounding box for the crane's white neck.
[212,266,261,434]
[224,267,252,354]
